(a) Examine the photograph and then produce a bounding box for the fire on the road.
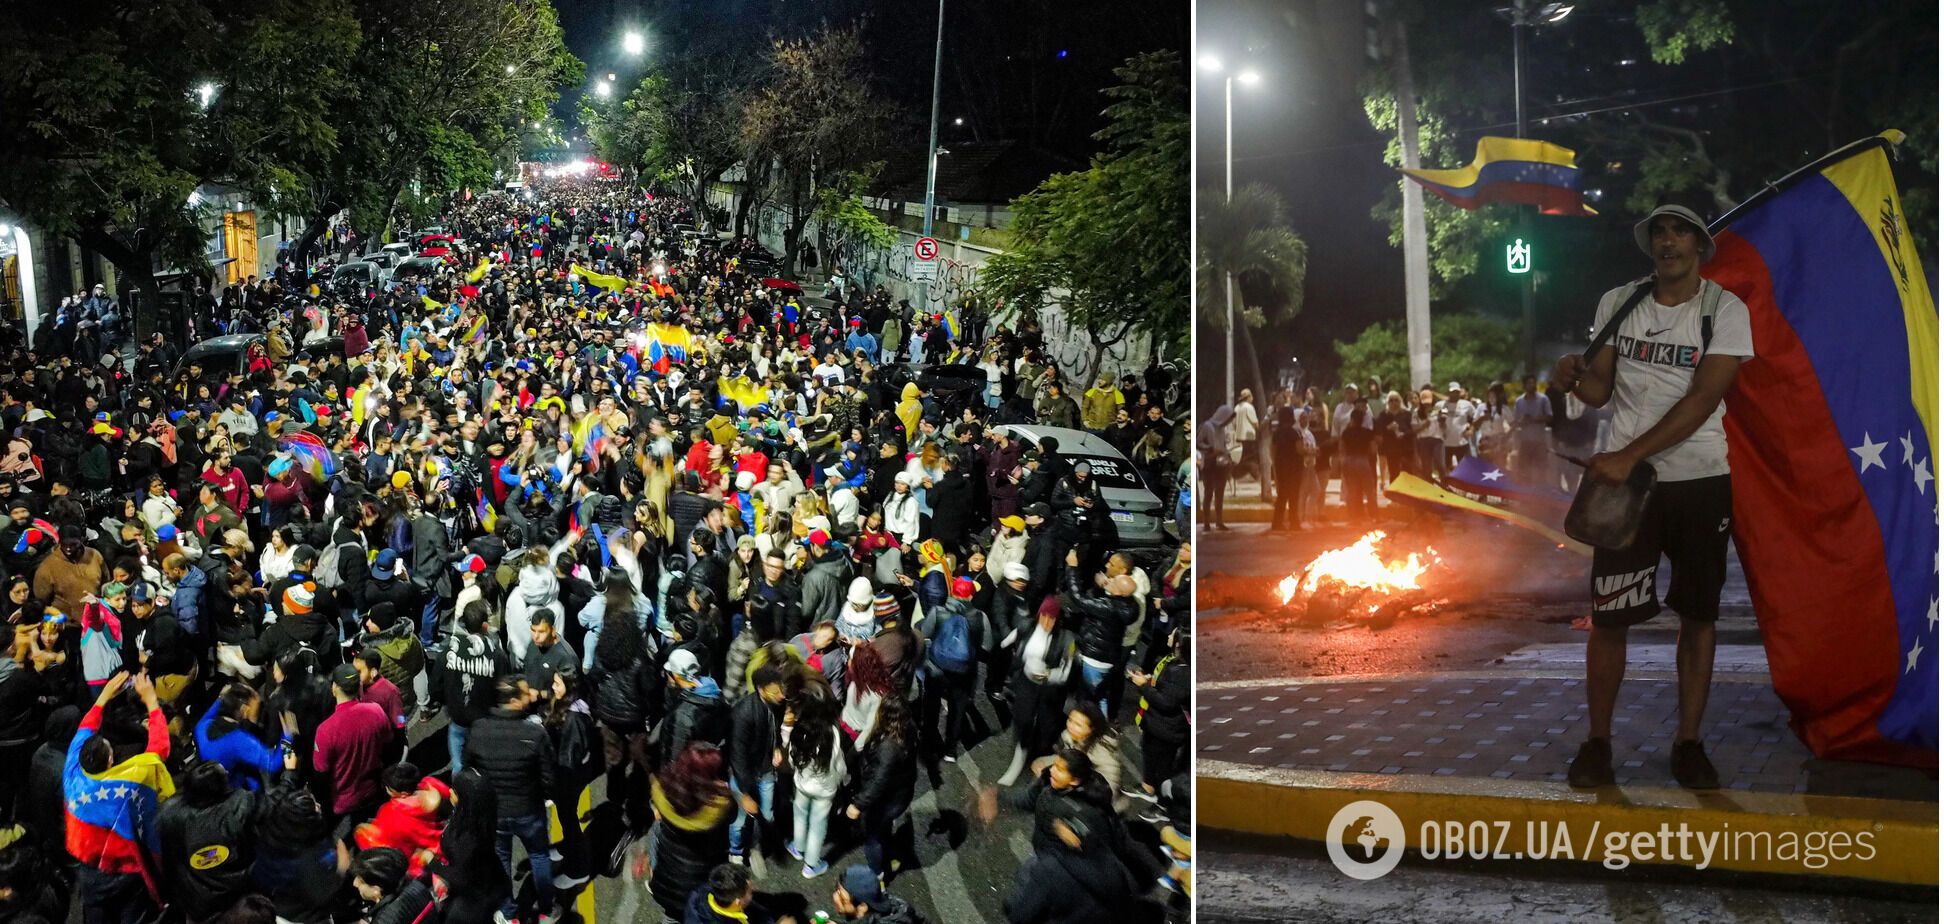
[1276,530,1441,617]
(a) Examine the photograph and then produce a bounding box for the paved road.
[1199,846,1934,924]
[395,678,1171,923]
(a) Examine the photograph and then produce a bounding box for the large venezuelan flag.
[65,707,175,897]
[1383,472,1591,554]
[1402,136,1597,217]
[1706,131,1937,765]
[645,323,692,364]
[571,263,630,293]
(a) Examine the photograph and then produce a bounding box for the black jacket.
[927,470,975,548]
[1004,839,1138,924]
[851,733,918,816]
[464,707,556,818]
[658,681,730,768]
[727,692,780,792]
[158,789,259,921]
[366,879,438,924]
[1060,568,1138,664]
[989,584,1035,646]
[590,656,659,732]
[1137,655,1190,743]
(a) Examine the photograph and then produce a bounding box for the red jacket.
[354,776,451,877]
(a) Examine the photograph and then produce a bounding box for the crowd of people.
[1196,376,1609,530]
[0,177,1193,924]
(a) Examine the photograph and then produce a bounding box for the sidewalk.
[1199,671,1938,886]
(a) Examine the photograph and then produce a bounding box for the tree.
[282,0,581,271]
[813,167,899,284]
[739,25,891,275]
[1334,314,1521,397]
[982,50,1190,362]
[0,0,358,336]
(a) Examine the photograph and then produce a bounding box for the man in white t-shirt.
[1435,382,1476,472]
[1553,203,1755,792]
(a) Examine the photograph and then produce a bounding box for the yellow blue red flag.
[1402,136,1597,216]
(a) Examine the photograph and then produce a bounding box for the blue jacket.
[172,564,206,636]
[195,708,281,791]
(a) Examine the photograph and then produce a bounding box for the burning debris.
[1277,530,1447,622]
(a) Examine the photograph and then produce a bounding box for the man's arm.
[1588,353,1744,484]
[1554,346,1619,409]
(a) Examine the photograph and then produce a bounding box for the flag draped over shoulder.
[1707,130,1937,765]
[65,710,175,898]
[1401,136,1597,216]
[571,263,629,293]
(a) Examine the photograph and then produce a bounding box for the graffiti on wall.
[1035,302,1152,388]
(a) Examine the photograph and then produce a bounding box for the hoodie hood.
[518,566,559,605]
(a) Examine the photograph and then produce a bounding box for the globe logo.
[1326,799,1406,880]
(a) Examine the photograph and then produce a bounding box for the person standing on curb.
[1552,203,1754,791]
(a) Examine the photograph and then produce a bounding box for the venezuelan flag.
[942,310,961,341]
[421,294,442,312]
[65,707,175,898]
[468,257,491,282]
[1446,455,1573,515]
[717,375,767,410]
[572,263,629,293]
[1706,130,1937,765]
[1402,136,1597,217]
[1383,472,1589,554]
[646,323,691,363]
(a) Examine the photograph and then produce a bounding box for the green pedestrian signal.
[1506,238,1532,275]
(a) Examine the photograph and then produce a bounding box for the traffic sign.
[915,237,939,261]
[911,260,939,281]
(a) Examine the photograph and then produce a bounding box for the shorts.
[1588,474,1732,628]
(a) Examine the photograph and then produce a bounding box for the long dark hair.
[873,690,914,752]
[595,603,646,672]
[788,688,841,774]
[657,743,729,817]
[444,768,498,855]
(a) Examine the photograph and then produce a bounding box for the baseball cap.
[1447,381,1463,392]
[129,582,153,603]
[839,865,884,909]
[804,529,830,548]
[665,648,702,682]
[329,663,362,689]
[1023,502,1052,519]
[156,524,178,541]
[1634,203,1716,263]
[951,577,976,600]
[452,553,487,574]
[1003,562,1031,582]
[372,549,399,579]
[998,515,1025,531]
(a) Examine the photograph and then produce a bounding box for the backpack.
[316,534,364,591]
[928,609,975,675]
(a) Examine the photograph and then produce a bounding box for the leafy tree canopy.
[1334,313,1522,398]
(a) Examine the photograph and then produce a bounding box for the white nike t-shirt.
[1590,279,1756,482]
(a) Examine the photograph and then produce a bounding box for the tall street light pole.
[1224,72,1235,405]
[1499,0,1573,372]
[919,0,946,315]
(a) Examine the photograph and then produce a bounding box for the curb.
[1198,759,1939,886]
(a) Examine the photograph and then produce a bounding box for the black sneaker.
[1566,737,1615,788]
[1671,739,1720,790]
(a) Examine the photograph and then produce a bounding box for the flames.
[1277,530,1442,617]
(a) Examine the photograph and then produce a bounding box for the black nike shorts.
[1588,474,1733,629]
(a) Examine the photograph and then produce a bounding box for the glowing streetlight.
[196,82,217,108]
[594,81,612,99]
[622,31,645,55]
[1238,69,1262,86]
[1200,54,1266,403]
[953,117,963,126]
[505,64,515,74]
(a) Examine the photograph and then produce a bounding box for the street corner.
[1194,672,1940,889]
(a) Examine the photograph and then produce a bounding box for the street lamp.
[196,82,217,109]
[593,81,612,99]
[918,0,946,306]
[623,31,645,56]
[505,64,515,75]
[1201,54,1263,406]
[1493,0,1574,371]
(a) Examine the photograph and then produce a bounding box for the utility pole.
[1224,75,1235,405]
[918,0,945,314]
[1390,9,1432,391]
[1513,1,1535,373]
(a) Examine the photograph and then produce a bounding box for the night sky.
[1194,0,1939,398]
[550,0,1190,166]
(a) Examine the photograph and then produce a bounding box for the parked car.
[174,334,345,382]
[393,256,445,279]
[995,424,1170,546]
[378,242,413,262]
[332,262,379,290]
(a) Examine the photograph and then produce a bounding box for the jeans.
[448,723,469,774]
[78,865,156,924]
[862,799,910,877]
[495,811,554,918]
[920,667,976,757]
[1080,661,1113,716]
[728,773,776,858]
[419,594,442,649]
[791,790,833,869]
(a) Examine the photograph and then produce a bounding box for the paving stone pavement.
[1197,674,1934,799]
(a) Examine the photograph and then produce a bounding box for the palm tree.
[1198,183,1307,496]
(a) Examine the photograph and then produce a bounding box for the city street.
[1195,499,1937,918]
